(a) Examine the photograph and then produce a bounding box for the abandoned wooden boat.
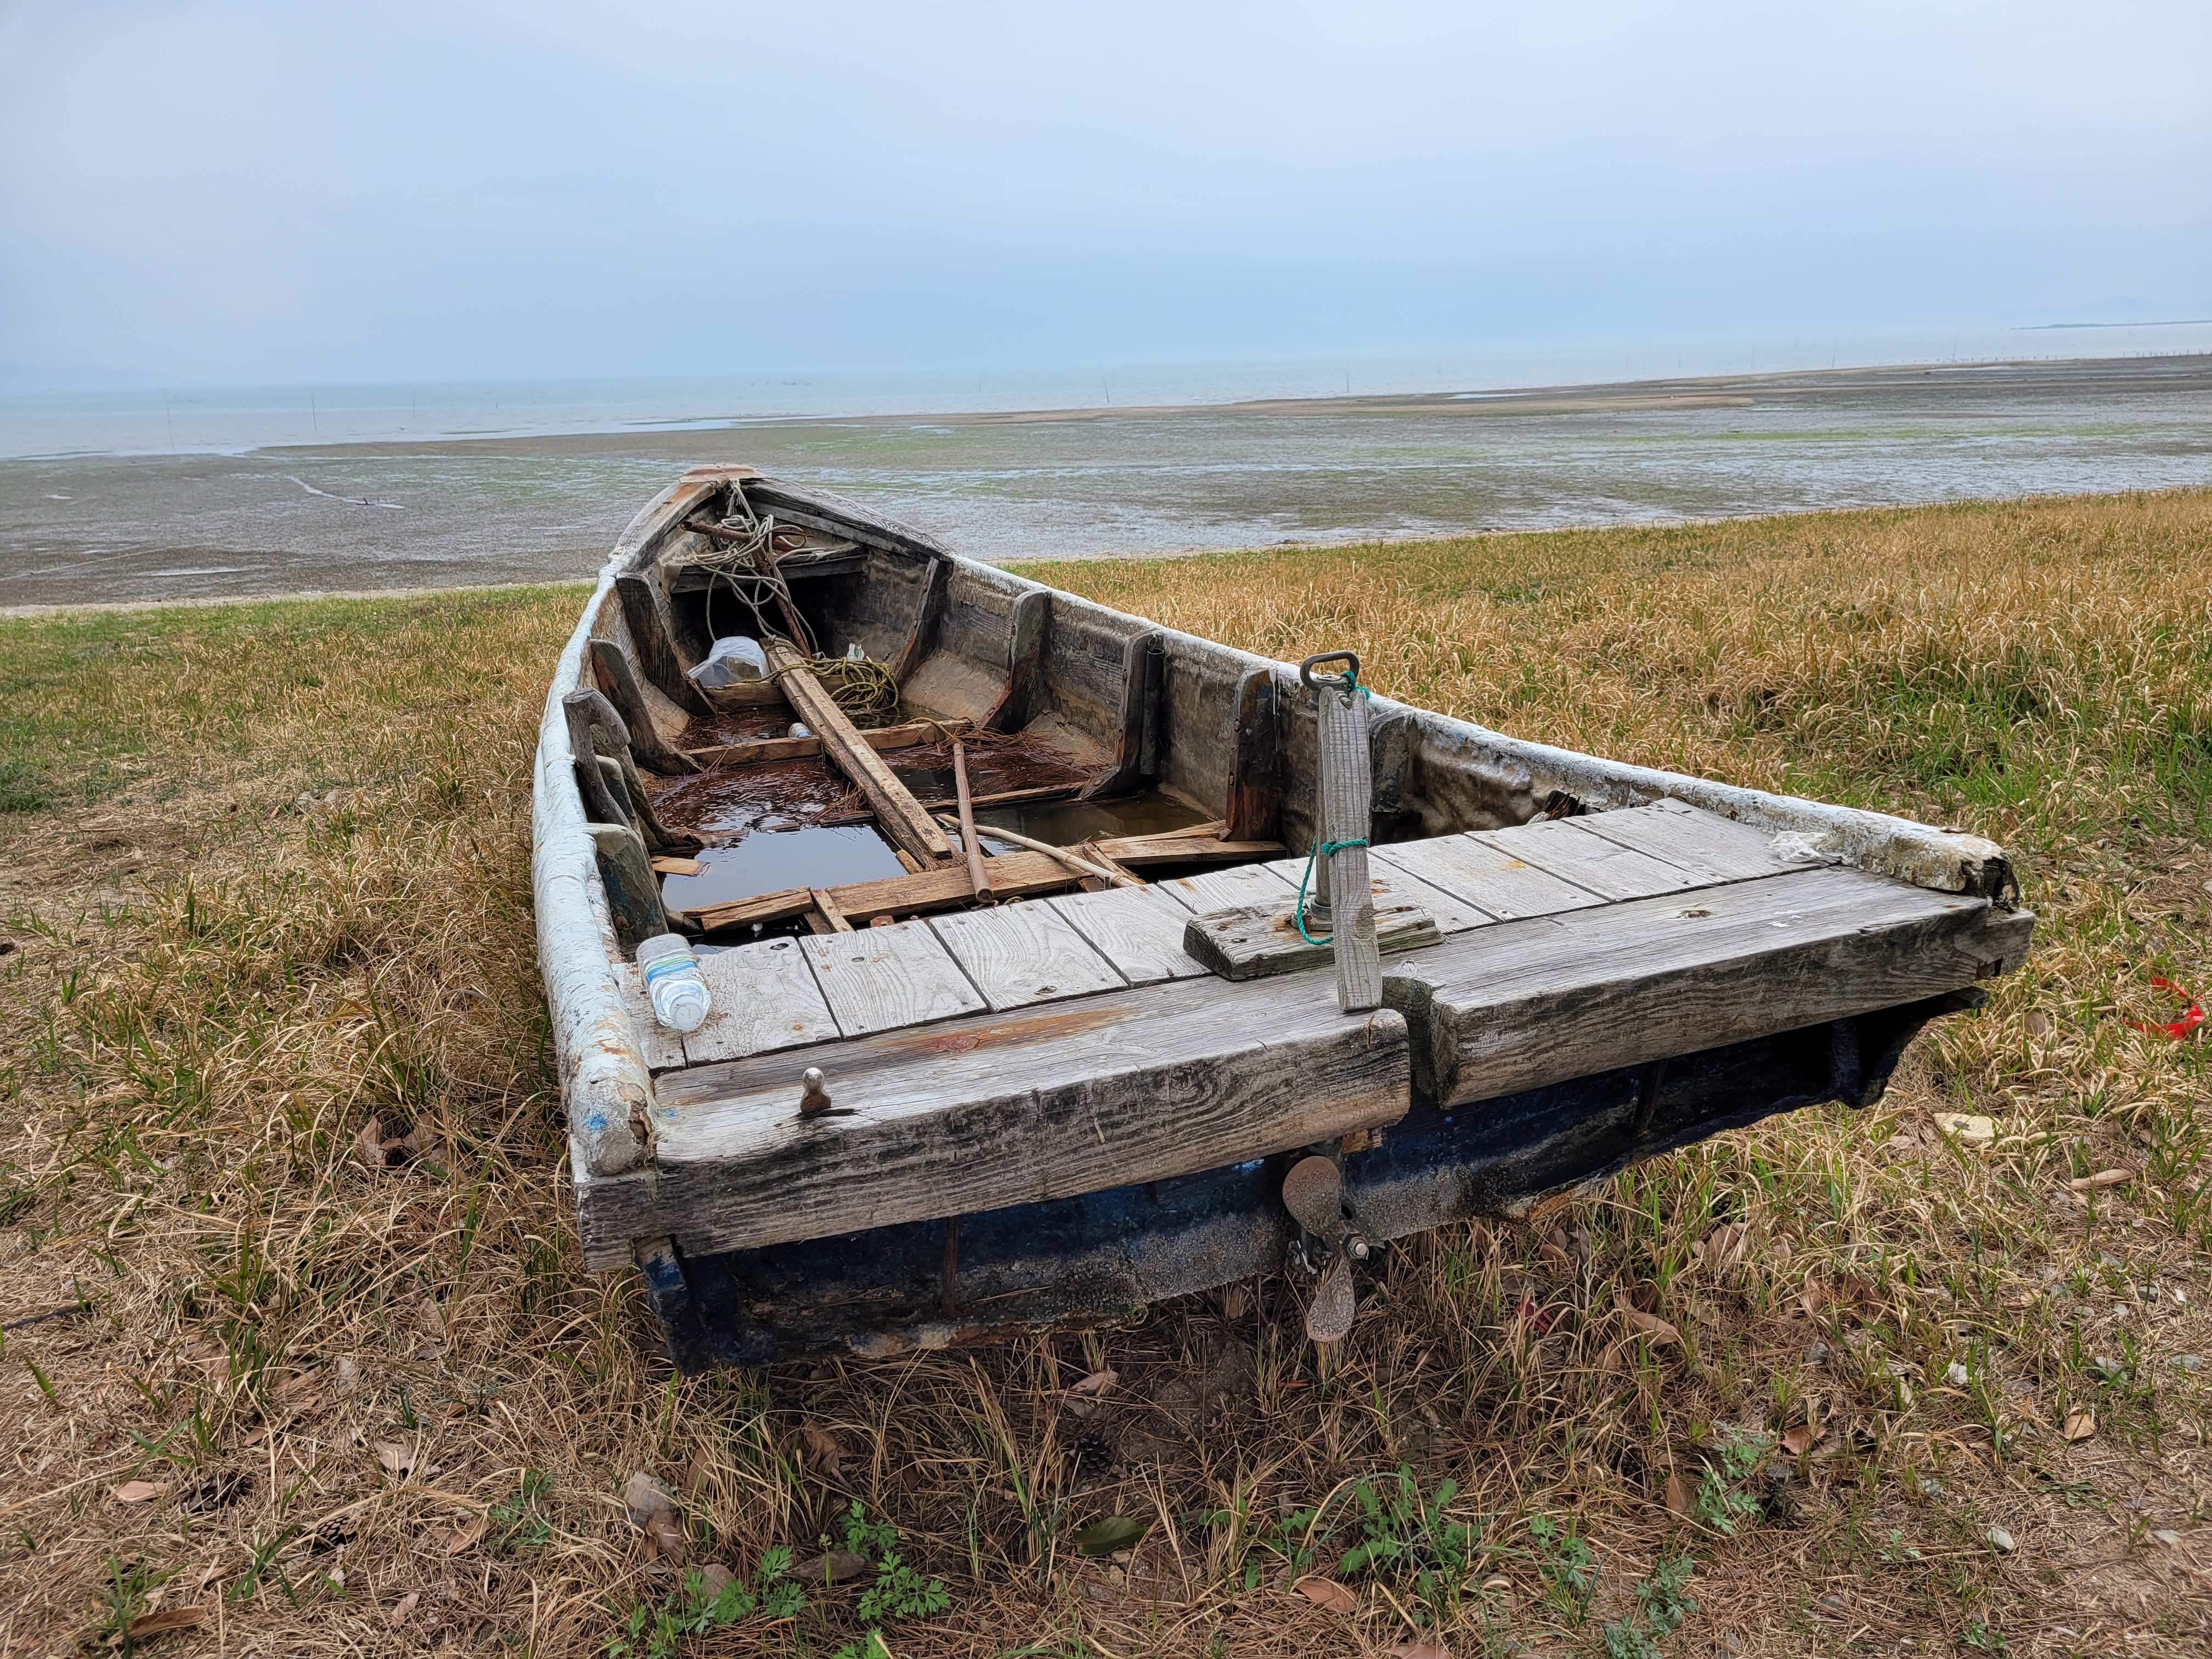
[533,464,2033,1370]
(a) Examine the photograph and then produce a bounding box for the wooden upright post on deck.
[1306,652,1381,1013]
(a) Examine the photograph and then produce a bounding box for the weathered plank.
[761,640,955,865]
[1183,899,1440,981]
[1480,816,1702,901]
[616,571,708,712]
[1154,861,1296,914]
[682,717,965,769]
[1373,833,1608,922]
[641,973,1413,1255]
[681,848,1087,933]
[683,937,843,1064]
[1097,833,1285,867]
[1384,866,2036,1105]
[1570,798,1823,884]
[927,902,1126,1011]
[589,637,696,772]
[798,919,986,1035]
[1046,885,1212,986]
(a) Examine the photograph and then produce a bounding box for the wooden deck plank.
[1385,866,2034,1106]
[798,919,985,1035]
[641,973,1412,1255]
[682,937,843,1064]
[1261,853,1493,935]
[613,962,688,1073]
[1479,816,1703,901]
[927,902,1128,1011]
[1372,834,1607,922]
[1154,861,1296,914]
[1570,798,1821,884]
[1046,885,1212,986]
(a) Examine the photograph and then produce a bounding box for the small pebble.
[1804,1342,1830,1365]
[1945,1361,1970,1387]
[1987,1527,2016,1554]
[1918,1476,1944,1495]
[2152,1530,2183,1548]
[2174,1355,2204,1372]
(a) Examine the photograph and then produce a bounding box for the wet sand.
[3,354,2208,607]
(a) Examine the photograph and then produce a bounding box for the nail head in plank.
[799,918,985,1035]
[682,936,843,1064]
[1571,798,1822,884]
[1045,884,1213,986]
[927,902,1127,1011]
[645,972,1412,1256]
[1373,833,1606,922]
[1480,816,1703,900]
[1155,861,1296,914]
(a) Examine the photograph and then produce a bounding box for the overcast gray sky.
[3,1,2207,388]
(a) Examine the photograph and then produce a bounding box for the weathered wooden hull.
[532,466,2031,1368]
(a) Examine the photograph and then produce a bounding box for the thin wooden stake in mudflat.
[761,638,955,867]
[1303,650,1382,1013]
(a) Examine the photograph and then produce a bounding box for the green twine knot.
[1294,836,1370,945]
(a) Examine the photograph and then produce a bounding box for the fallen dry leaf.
[2062,1411,2097,1442]
[1385,1643,1452,1659]
[374,1441,416,1478]
[2067,1168,2135,1192]
[1064,1368,1119,1419]
[113,1480,168,1504]
[623,1470,685,1558]
[119,1606,205,1644]
[1703,1222,1750,1273]
[386,1590,420,1629]
[442,1515,489,1554]
[2025,1010,2052,1036]
[1221,1282,1249,1321]
[1782,1423,1820,1457]
[1614,1291,1681,1346]
[791,1549,871,1584]
[1537,1241,1573,1269]
[1295,1575,1357,1613]
[802,1426,845,1481]
[1664,1471,1691,1517]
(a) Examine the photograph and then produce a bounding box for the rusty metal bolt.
[799,1066,833,1116]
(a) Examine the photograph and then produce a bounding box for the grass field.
[3,490,2209,1658]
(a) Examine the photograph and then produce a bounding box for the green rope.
[1294,837,1370,945]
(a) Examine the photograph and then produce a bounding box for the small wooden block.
[1260,853,1492,935]
[1182,901,1442,981]
[651,856,706,877]
[799,919,985,1035]
[927,902,1127,1011]
[682,937,843,1064]
[1045,885,1212,986]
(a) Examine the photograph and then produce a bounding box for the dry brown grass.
[2,493,2210,1658]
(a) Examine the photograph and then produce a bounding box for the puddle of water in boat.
[974,791,1211,844]
[659,825,906,911]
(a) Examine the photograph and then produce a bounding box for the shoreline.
[11,487,2211,620]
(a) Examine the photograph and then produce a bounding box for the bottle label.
[642,955,698,986]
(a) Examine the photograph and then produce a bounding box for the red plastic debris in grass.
[2127,977,2205,1040]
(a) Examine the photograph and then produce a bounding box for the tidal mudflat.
[3,353,2209,607]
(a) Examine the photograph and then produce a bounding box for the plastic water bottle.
[636,934,711,1032]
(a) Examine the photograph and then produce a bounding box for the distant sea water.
[3,325,2211,606]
